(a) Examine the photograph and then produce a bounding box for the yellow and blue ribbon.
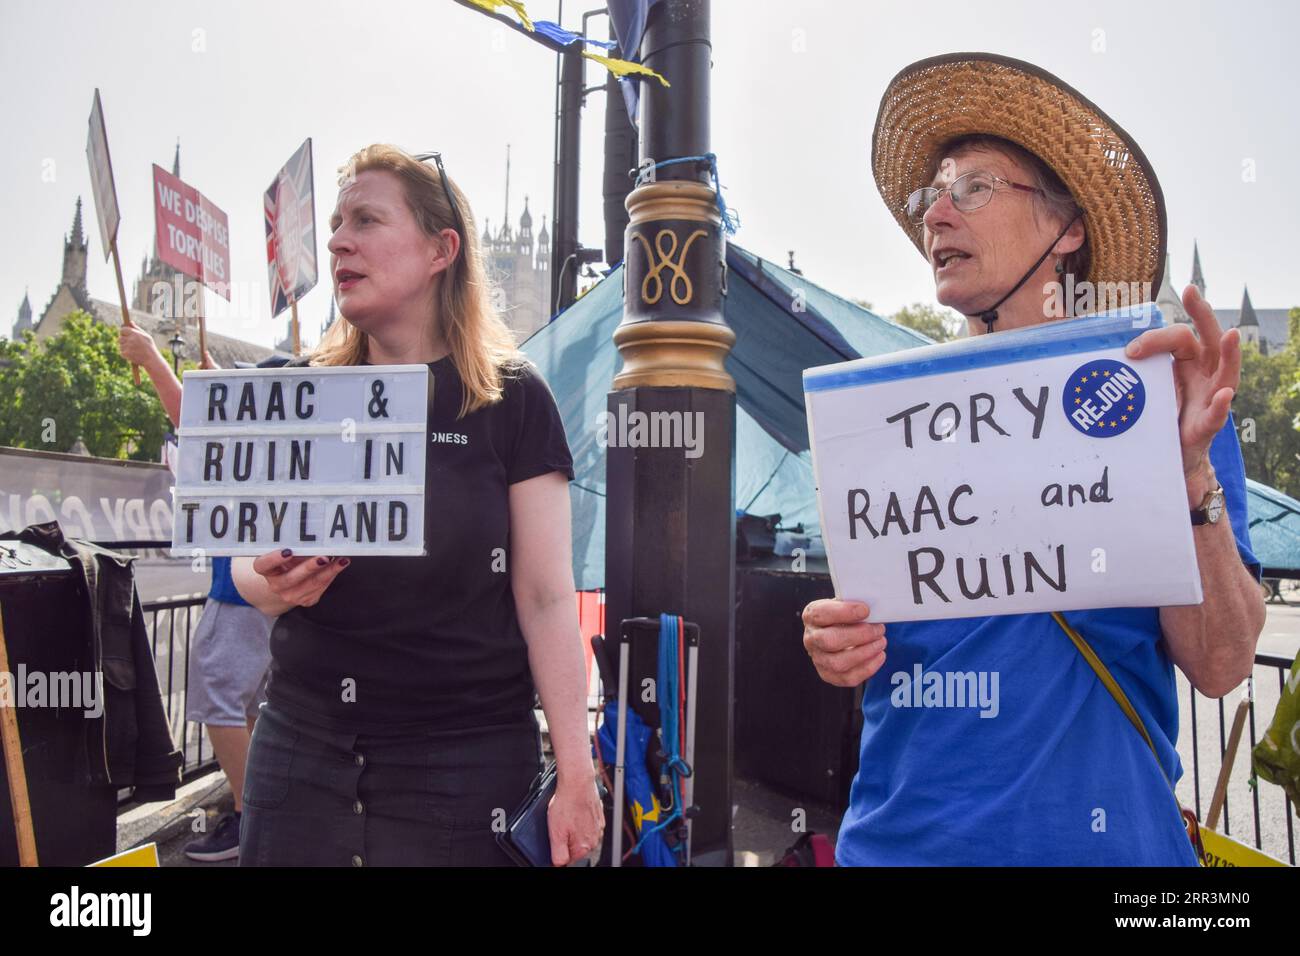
[462,0,534,31]
[456,0,670,87]
[581,50,670,87]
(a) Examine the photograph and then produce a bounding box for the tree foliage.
[1234,306,1300,498]
[0,310,172,461]
[892,302,963,343]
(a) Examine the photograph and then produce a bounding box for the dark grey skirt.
[238,702,542,867]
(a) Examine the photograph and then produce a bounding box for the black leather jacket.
[0,522,182,801]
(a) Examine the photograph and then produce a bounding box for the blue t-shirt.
[208,556,250,606]
[836,415,1260,866]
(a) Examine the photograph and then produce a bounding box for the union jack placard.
[264,138,318,318]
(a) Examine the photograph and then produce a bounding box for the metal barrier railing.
[140,595,217,787]
[1180,651,1296,865]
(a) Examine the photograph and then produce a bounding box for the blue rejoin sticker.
[1063,359,1145,437]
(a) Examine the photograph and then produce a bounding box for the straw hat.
[872,52,1166,295]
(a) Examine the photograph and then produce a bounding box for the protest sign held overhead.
[804,305,1202,623]
[85,89,120,262]
[265,138,318,318]
[151,164,231,298]
[172,365,432,556]
[85,88,143,383]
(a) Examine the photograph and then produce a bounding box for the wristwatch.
[1190,485,1225,526]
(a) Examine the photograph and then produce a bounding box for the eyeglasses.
[413,151,463,236]
[906,171,1042,224]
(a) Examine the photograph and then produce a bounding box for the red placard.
[151,164,231,299]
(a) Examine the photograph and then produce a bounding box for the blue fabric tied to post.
[635,613,690,862]
[596,700,677,867]
[635,154,739,235]
[531,19,618,49]
[592,613,692,866]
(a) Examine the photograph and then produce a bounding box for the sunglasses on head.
[413,151,463,236]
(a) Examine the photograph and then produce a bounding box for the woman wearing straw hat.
[232,144,603,866]
[802,54,1265,865]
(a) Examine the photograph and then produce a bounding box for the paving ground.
[133,772,834,868]
[115,770,237,868]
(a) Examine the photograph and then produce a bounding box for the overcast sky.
[2,0,1296,349]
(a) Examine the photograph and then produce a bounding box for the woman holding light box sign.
[230,145,603,867]
[801,54,1265,866]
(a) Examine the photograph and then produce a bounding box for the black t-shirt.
[266,354,575,734]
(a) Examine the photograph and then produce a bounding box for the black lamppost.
[168,328,185,375]
[605,0,735,866]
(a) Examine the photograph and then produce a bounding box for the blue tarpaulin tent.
[520,244,929,590]
[1245,479,1300,576]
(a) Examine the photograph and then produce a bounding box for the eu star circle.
[1062,359,1145,437]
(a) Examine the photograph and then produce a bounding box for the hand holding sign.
[801,599,888,688]
[118,325,162,367]
[1125,286,1241,506]
[251,549,350,609]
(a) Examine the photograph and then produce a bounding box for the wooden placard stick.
[109,238,141,386]
[197,286,208,368]
[1206,682,1253,832]
[0,604,39,866]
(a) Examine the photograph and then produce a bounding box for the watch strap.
[1190,485,1224,526]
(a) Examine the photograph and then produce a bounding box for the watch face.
[1207,492,1225,523]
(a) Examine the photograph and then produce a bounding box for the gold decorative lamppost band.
[613,180,734,391]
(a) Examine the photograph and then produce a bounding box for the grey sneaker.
[183,811,241,862]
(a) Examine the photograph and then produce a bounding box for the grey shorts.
[185,598,274,727]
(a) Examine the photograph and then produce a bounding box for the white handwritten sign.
[803,306,1202,622]
[172,365,431,556]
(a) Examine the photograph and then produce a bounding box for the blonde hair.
[312,143,522,417]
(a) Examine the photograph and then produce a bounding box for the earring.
[1054,257,1065,276]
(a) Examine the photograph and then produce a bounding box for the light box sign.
[172,365,432,556]
[803,305,1202,623]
